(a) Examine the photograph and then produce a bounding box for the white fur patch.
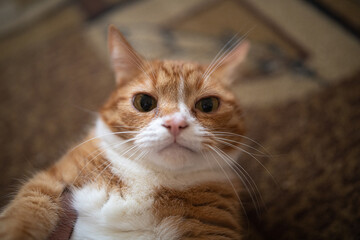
[71,185,159,240]
[71,118,240,239]
[178,75,185,104]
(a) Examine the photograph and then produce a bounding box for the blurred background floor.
[0,0,359,239]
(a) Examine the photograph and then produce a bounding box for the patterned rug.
[0,0,359,239]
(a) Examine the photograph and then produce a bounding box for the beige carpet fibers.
[0,0,359,239]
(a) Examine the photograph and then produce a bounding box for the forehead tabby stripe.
[178,75,185,106]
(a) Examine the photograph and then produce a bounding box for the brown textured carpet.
[241,74,360,239]
[0,4,114,206]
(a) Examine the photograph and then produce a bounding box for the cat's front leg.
[0,171,66,240]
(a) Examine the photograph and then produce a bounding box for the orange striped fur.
[0,25,250,239]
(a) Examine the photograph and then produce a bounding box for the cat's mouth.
[159,143,195,153]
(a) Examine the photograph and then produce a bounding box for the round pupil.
[140,95,153,111]
[201,98,213,112]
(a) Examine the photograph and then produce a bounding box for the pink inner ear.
[210,40,250,84]
[224,41,250,68]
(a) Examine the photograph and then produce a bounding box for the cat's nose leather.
[162,116,188,136]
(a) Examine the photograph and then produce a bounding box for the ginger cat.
[0,25,250,239]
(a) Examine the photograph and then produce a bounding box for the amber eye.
[133,94,157,112]
[195,97,219,113]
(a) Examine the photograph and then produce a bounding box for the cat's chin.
[147,143,201,171]
[159,143,195,154]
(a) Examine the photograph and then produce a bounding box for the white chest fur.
[70,120,238,239]
[70,154,234,239]
[70,158,231,239]
[70,143,181,240]
[70,184,172,240]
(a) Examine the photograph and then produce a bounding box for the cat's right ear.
[108,25,144,85]
[212,41,250,86]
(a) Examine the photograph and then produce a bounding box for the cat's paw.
[0,216,32,240]
[0,196,60,240]
[0,212,52,240]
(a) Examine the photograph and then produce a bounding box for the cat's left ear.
[108,25,145,85]
[212,41,250,85]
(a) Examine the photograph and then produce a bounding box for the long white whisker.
[70,131,140,153]
[209,144,261,216]
[70,137,137,186]
[212,131,272,157]
[122,145,141,160]
[200,150,216,172]
[107,125,142,129]
[107,147,148,190]
[202,33,240,80]
[115,40,153,81]
[203,28,254,82]
[211,145,263,216]
[212,136,268,156]
[94,144,139,181]
[132,149,149,163]
[206,144,249,224]
[215,138,278,187]
[203,36,244,82]
[142,57,156,81]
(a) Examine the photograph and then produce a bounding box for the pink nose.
[162,116,188,136]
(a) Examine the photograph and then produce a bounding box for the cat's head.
[99,25,249,171]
